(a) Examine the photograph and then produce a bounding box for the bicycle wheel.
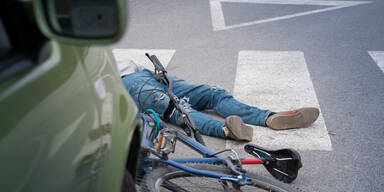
[140,163,302,192]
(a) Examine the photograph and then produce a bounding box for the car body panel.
[0,40,139,191]
[74,45,140,192]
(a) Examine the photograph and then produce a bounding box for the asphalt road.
[112,0,384,191]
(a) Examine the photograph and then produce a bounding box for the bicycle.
[136,54,303,192]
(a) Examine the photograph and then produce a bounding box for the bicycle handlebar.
[145,53,166,72]
[145,53,205,146]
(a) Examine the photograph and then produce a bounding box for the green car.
[0,0,141,191]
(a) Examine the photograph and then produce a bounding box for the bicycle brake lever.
[145,53,166,72]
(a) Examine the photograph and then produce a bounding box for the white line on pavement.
[210,0,371,31]
[112,49,176,70]
[226,51,332,151]
[210,0,227,31]
[368,51,384,74]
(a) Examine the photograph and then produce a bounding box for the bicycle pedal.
[157,128,177,155]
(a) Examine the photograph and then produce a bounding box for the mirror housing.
[33,0,127,45]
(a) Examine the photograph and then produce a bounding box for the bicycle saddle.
[244,144,302,183]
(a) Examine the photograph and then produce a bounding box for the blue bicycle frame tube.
[174,130,242,174]
[140,123,246,182]
[170,157,221,164]
[145,157,241,181]
[175,129,216,157]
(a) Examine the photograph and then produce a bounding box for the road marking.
[112,49,176,70]
[368,51,384,74]
[226,51,332,151]
[210,0,371,31]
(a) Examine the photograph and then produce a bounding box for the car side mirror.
[34,0,127,45]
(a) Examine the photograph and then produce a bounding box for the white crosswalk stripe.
[112,49,176,70]
[368,51,384,74]
[112,48,332,151]
[226,51,332,151]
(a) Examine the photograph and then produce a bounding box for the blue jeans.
[122,70,272,138]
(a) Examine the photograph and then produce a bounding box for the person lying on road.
[119,60,319,142]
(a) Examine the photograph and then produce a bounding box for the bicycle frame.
[139,128,264,185]
[138,53,302,185]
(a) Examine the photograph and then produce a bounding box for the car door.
[0,41,104,192]
[73,45,140,192]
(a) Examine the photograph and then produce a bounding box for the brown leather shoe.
[266,107,320,130]
[223,115,253,141]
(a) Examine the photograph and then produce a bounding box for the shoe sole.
[225,116,253,141]
[267,107,320,130]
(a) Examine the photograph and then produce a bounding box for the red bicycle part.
[241,158,263,164]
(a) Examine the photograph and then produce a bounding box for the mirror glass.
[45,0,119,38]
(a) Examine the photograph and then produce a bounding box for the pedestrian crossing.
[113,49,383,151]
[112,49,175,70]
[228,51,331,151]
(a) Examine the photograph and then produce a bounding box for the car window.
[0,17,12,59]
[0,4,49,83]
